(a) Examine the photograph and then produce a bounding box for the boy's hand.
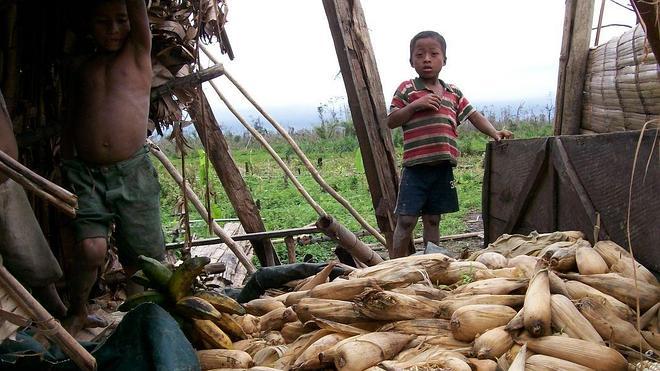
[412,94,442,112]
[493,129,513,142]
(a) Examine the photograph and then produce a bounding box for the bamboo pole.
[204,80,326,216]
[0,161,76,217]
[148,141,256,274]
[594,0,606,46]
[0,264,96,371]
[200,45,387,247]
[150,63,225,100]
[0,150,77,206]
[316,215,383,266]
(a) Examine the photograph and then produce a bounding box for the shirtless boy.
[62,0,165,334]
[0,89,67,318]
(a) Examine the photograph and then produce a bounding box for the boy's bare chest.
[80,59,148,92]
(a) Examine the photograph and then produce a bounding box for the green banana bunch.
[119,255,248,347]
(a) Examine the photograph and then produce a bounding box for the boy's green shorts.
[62,145,165,266]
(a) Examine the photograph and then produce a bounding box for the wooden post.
[553,0,595,135]
[285,236,296,264]
[323,0,400,254]
[188,94,279,267]
[632,0,660,62]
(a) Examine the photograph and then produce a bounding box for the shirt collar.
[412,77,450,93]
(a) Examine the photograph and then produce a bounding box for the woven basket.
[582,24,660,133]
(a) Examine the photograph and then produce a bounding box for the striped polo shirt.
[389,78,476,167]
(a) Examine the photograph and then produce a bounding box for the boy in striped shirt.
[387,31,512,258]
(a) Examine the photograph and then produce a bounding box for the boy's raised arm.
[126,0,151,52]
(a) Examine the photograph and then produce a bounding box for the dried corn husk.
[550,294,603,344]
[349,254,452,285]
[333,332,414,371]
[507,343,526,371]
[474,267,523,280]
[261,331,285,345]
[576,244,609,275]
[382,347,469,371]
[576,296,653,351]
[521,335,628,371]
[252,345,287,367]
[197,349,254,370]
[472,326,513,359]
[641,302,660,331]
[291,332,349,370]
[424,335,472,353]
[564,280,635,322]
[507,255,540,278]
[526,354,595,371]
[453,277,528,295]
[524,269,551,337]
[610,257,658,285]
[505,308,525,332]
[244,298,285,316]
[467,358,498,371]
[641,330,660,350]
[560,272,660,311]
[273,330,326,370]
[236,314,261,336]
[355,288,440,320]
[548,270,570,296]
[232,339,268,357]
[450,304,517,342]
[294,298,364,324]
[476,252,508,269]
[284,290,310,307]
[432,261,489,285]
[258,307,297,332]
[593,240,629,267]
[310,317,369,335]
[549,245,578,272]
[390,283,448,300]
[309,277,383,301]
[379,319,451,336]
[280,321,310,344]
[297,261,337,291]
[540,241,576,260]
[437,294,524,319]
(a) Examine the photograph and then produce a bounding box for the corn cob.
[334,332,415,371]
[560,272,660,311]
[576,243,609,275]
[390,283,448,300]
[504,307,525,332]
[450,304,517,342]
[550,294,603,344]
[280,321,310,344]
[474,267,523,280]
[467,358,498,371]
[197,349,253,370]
[252,345,287,367]
[258,307,297,332]
[521,335,628,371]
[576,296,653,351]
[472,325,513,359]
[526,354,595,371]
[297,261,336,291]
[524,269,551,337]
[507,343,526,371]
[432,261,488,285]
[379,319,451,336]
[244,298,285,316]
[564,280,635,322]
[308,277,383,301]
[549,245,578,272]
[475,252,508,269]
[453,277,528,295]
[437,294,524,319]
[355,288,441,320]
[294,298,364,324]
[291,332,349,370]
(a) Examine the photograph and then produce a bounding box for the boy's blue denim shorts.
[394,162,459,216]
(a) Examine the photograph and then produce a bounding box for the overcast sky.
[202,0,637,130]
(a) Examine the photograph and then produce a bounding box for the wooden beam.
[188,93,279,266]
[554,0,595,135]
[150,64,225,100]
[165,226,321,250]
[551,138,607,238]
[632,0,660,62]
[322,0,399,254]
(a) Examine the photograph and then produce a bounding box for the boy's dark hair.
[409,31,447,65]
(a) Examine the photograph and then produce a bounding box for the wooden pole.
[148,141,256,274]
[0,160,76,217]
[150,64,225,100]
[632,0,660,62]
[0,265,96,371]
[322,0,400,254]
[188,93,279,266]
[205,79,327,217]
[316,215,383,266]
[554,0,595,135]
[0,150,77,206]
[594,0,606,46]
[285,236,296,264]
[199,46,386,246]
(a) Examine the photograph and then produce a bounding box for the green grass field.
[153,122,553,263]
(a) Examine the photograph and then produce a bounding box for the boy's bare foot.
[62,313,107,337]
